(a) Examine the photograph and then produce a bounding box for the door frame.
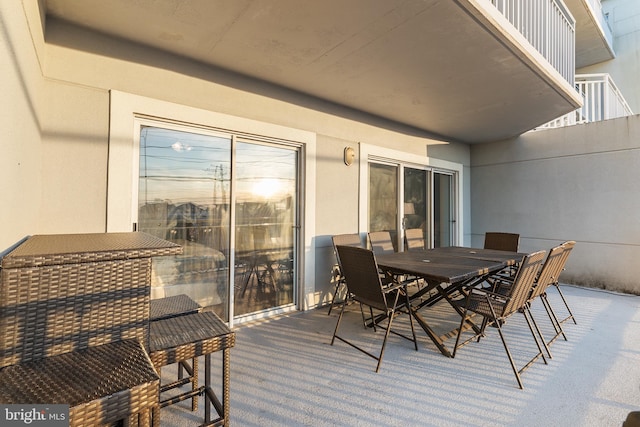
[107,90,317,326]
[358,143,464,248]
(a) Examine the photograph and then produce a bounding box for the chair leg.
[554,283,577,325]
[540,293,567,346]
[405,292,418,351]
[327,279,346,315]
[526,302,553,359]
[520,308,549,368]
[493,320,524,389]
[375,309,395,373]
[331,300,347,345]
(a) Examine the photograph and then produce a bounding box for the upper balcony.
[45,0,582,144]
[564,0,616,68]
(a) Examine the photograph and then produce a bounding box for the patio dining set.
[329,231,576,389]
[0,232,234,426]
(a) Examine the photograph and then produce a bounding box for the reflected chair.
[327,233,364,315]
[405,228,426,252]
[452,250,547,389]
[484,232,520,252]
[331,245,418,372]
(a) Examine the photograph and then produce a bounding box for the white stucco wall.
[0,0,43,252]
[471,115,640,294]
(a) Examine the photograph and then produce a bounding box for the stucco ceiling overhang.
[45,0,583,144]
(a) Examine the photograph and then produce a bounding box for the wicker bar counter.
[0,232,182,426]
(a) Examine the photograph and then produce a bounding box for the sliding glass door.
[234,141,297,316]
[137,124,299,321]
[368,161,456,250]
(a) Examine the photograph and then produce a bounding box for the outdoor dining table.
[376,246,526,358]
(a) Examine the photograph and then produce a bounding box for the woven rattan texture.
[150,294,201,321]
[149,312,235,368]
[1,232,182,269]
[0,339,159,426]
[0,258,151,367]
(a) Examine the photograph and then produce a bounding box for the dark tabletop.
[376,246,525,284]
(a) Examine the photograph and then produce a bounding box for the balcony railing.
[536,73,634,129]
[490,0,576,84]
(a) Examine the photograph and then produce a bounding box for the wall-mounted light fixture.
[344,146,355,166]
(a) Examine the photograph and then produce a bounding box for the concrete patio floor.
[160,284,640,426]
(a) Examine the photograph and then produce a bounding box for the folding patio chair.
[484,232,520,281]
[550,241,577,325]
[404,228,426,252]
[327,233,363,315]
[452,250,547,389]
[484,232,520,252]
[331,245,418,372]
[492,244,567,359]
[368,230,396,255]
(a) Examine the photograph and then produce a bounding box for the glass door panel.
[138,126,231,320]
[434,172,454,247]
[234,141,298,316]
[369,163,398,250]
[403,168,428,249]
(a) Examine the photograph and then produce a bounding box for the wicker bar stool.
[150,294,202,411]
[0,232,182,427]
[0,339,159,426]
[149,311,235,426]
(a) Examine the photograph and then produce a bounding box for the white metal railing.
[536,73,634,129]
[490,0,576,84]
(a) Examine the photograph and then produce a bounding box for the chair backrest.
[529,245,565,300]
[484,232,520,252]
[368,231,395,255]
[404,228,425,252]
[501,250,546,317]
[336,245,388,311]
[556,240,576,283]
[331,233,363,270]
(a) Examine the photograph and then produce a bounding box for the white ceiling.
[44,0,584,144]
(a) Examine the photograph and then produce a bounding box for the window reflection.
[234,142,296,316]
[139,126,231,318]
[138,127,298,320]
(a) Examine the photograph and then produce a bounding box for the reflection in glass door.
[368,163,398,250]
[403,168,428,248]
[138,125,299,322]
[234,141,298,316]
[434,172,454,247]
[138,126,231,320]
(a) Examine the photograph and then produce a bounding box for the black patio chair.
[452,250,547,389]
[331,245,418,372]
[327,233,364,315]
[484,232,520,252]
